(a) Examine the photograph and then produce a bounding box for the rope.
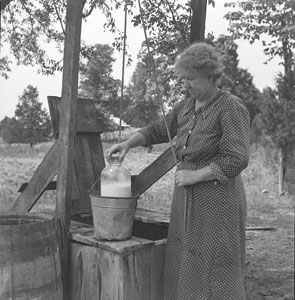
[137,0,178,166]
[137,0,189,234]
[119,0,129,143]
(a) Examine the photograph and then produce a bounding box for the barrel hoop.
[0,278,62,300]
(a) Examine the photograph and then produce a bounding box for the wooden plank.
[70,243,123,300]
[131,147,176,195]
[18,181,56,193]
[10,140,59,213]
[123,248,152,300]
[48,96,105,136]
[135,207,170,225]
[71,133,105,214]
[150,241,166,300]
[55,0,84,299]
[190,0,207,43]
[70,227,155,254]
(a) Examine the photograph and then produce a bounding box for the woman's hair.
[174,42,223,81]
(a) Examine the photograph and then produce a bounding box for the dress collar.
[182,88,224,117]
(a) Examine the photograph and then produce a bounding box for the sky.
[0,1,282,121]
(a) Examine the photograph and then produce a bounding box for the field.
[0,139,294,300]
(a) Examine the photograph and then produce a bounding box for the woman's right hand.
[105,141,130,162]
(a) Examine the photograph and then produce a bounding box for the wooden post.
[190,0,207,43]
[278,147,286,195]
[56,0,84,299]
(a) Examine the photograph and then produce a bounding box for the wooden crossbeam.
[10,141,59,213]
[132,147,176,195]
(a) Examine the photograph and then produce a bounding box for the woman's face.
[182,72,215,100]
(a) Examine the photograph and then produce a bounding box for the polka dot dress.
[139,89,250,300]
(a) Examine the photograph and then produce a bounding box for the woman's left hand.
[175,170,198,186]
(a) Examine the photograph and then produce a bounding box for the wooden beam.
[48,96,105,137]
[10,141,59,213]
[190,0,207,43]
[132,147,176,195]
[56,0,84,299]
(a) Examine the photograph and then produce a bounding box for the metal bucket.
[89,191,138,241]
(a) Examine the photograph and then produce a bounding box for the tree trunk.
[190,0,207,43]
[278,147,286,196]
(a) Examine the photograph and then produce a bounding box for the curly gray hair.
[174,42,223,81]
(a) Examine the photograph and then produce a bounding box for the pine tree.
[1,85,52,146]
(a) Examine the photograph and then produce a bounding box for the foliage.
[0,57,12,79]
[1,85,52,146]
[123,56,162,127]
[0,117,23,144]
[224,0,295,65]
[0,0,215,76]
[207,34,262,124]
[225,0,295,144]
[260,73,295,150]
[225,0,295,192]
[78,43,127,129]
[0,0,115,75]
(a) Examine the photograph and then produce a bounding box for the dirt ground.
[245,208,294,300]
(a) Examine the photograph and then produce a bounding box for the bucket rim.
[89,191,139,200]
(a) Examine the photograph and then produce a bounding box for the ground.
[245,209,294,300]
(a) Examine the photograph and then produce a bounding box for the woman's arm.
[175,166,216,186]
[105,132,147,161]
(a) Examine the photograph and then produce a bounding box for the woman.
[105,42,250,300]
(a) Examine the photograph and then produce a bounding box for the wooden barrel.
[0,213,63,300]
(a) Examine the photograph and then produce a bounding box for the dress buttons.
[183,145,186,149]
[188,130,192,134]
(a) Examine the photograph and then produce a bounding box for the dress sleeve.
[210,99,250,185]
[138,101,183,146]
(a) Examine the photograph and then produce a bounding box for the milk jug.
[101,156,131,198]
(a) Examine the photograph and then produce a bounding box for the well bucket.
[89,191,138,240]
[0,213,63,300]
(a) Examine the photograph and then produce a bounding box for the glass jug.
[100,156,131,198]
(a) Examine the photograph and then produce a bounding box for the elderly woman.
[106,42,250,300]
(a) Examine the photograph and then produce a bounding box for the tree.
[2,85,52,146]
[0,0,215,76]
[225,0,295,194]
[123,57,161,127]
[207,34,262,124]
[78,43,124,129]
[0,116,23,144]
